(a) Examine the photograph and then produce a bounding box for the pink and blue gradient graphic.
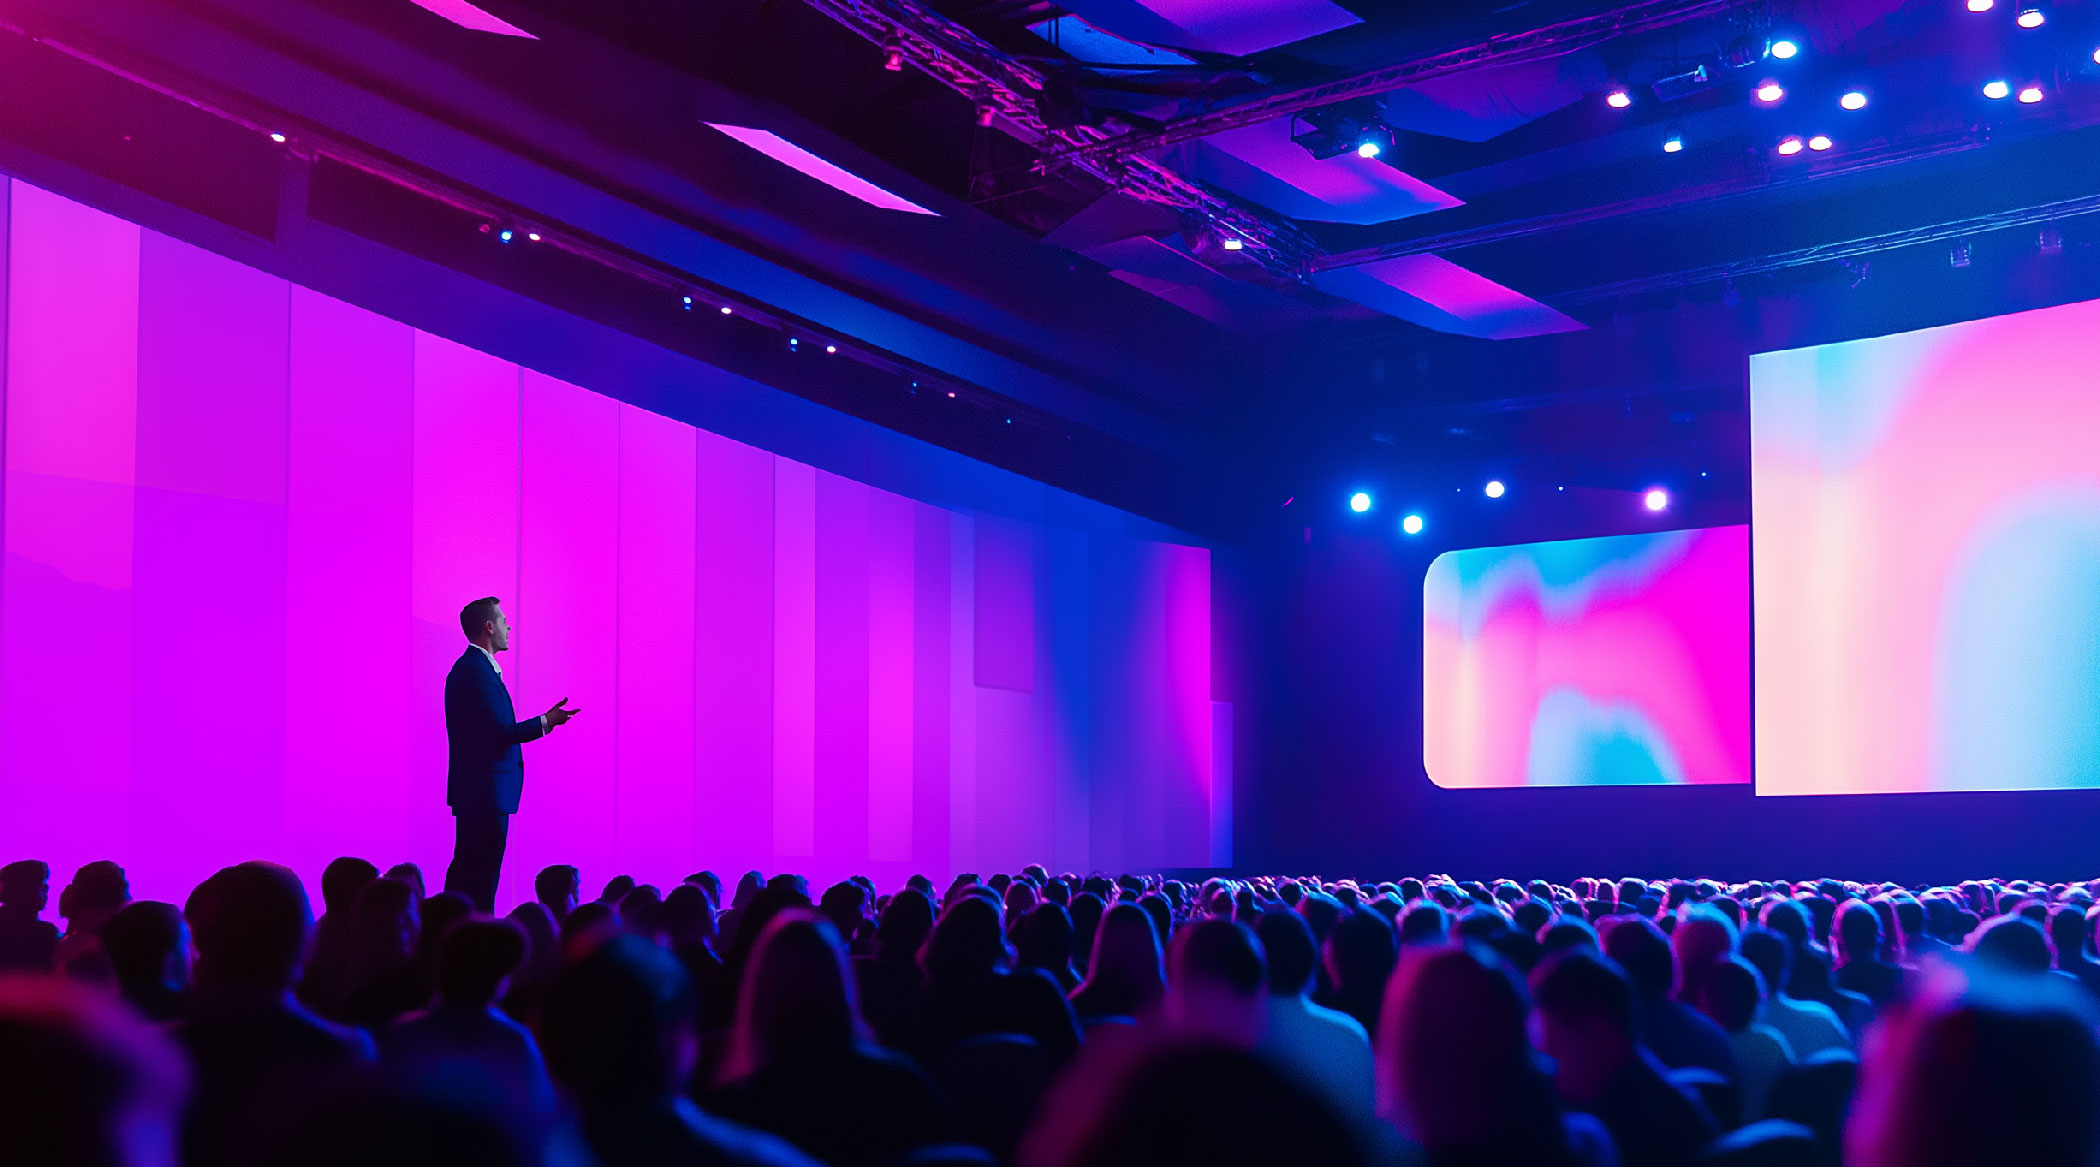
[1753,299,2100,794]
[1423,527,1752,789]
[0,178,1225,908]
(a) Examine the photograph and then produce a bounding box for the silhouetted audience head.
[1698,956,1767,1034]
[662,884,716,947]
[874,887,935,963]
[1255,907,1320,997]
[1325,908,1399,1031]
[60,862,131,933]
[101,901,190,1022]
[1530,950,1639,1104]
[533,865,579,922]
[598,875,636,905]
[537,932,698,1108]
[1601,915,1674,1000]
[436,919,527,1008]
[1164,919,1265,1041]
[1382,944,1570,1160]
[348,877,420,982]
[185,862,314,993]
[617,885,667,943]
[1673,905,1738,1002]
[0,974,189,1167]
[0,860,50,913]
[1964,914,2053,974]
[383,864,426,902]
[1079,903,1166,1016]
[922,895,1009,984]
[320,858,379,918]
[1834,900,1883,966]
[724,911,865,1080]
[1849,962,2100,1167]
[1017,903,1077,981]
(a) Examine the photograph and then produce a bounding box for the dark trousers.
[444,810,509,913]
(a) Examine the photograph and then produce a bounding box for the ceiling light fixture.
[1756,81,1785,103]
[1777,136,1805,155]
[1606,89,1632,108]
[1967,0,1993,9]
[2017,7,2044,27]
[1983,80,2011,99]
[1770,39,1799,59]
[1808,134,1833,151]
[2018,84,2045,103]
[1663,134,1684,153]
[1841,91,1868,110]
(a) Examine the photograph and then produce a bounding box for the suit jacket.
[445,646,545,815]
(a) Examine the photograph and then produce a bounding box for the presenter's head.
[461,596,511,652]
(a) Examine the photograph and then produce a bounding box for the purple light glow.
[408,0,537,37]
[0,178,1218,902]
[705,124,939,216]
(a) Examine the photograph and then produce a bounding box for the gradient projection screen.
[1753,299,2100,795]
[1424,526,1751,788]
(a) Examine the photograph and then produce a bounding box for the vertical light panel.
[1162,543,1213,865]
[1210,702,1234,866]
[410,333,519,882]
[694,429,774,874]
[947,514,978,873]
[773,459,817,859]
[286,289,414,893]
[815,472,871,878]
[0,180,139,887]
[1046,527,1091,873]
[515,371,620,899]
[867,489,916,864]
[974,517,1036,692]
[616,405,698,885]
[131,232,289,899]
[910,503,951,877]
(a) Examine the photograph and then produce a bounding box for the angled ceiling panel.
[1313,254,1586,340]
[1061,0,1361,57]
[1167,119,1462,226]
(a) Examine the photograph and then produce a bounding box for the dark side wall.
[1227,525,2100,887]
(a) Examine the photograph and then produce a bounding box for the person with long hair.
[708,912,955,1167]
[1381,944,1615,1166]
[1068,903,1166,1025]
[917,896,1080,1066]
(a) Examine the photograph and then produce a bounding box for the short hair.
[1171,919,1265,997]
[1601,916,1674,999]
[1531,950,1637,1037]
[1739,926,1794,993]
[1699,956,1766,1033]
[438,919,527,1005]
[537,933,696,1104]
[1256,908,1319,996]
[320,858,380,915]
[459,596,501,640]
[1966,915,2054,974]
[102,901,186,986]
[62,862,129,916]
[535,865,579,905]
[0,860,50,900]
[186,862,313,991]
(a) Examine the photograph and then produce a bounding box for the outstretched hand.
[546,697,581,729]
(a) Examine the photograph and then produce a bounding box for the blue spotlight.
[1401,514,1424,535]
[1770,39,1799,59]
[1644,488,1670,512]
[497,228,514,242]
[1349,491,1372,514]
[1484,480,1506,499]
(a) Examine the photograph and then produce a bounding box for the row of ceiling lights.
[1344,481,1674,538]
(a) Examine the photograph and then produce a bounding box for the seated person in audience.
[534,865,580,926]
[1384,944,1616,1167]
[0,859,59,973]
[2049,906,2100,1000]
[1602,916,1739,1083]
[103,900,192,1023]
[1322,908,1399,1035]
[0,974,189,1167]
[1163,919,1267,1046]
[301,857,379,1015]
[337,877,426,1031]
[383,863,426,903]
[535,932,818,1167]
[1256,906,1374,1115]
[1015,903,1081,993]
[1963,913,2055,975]
[916,895,1081,1067]
[174,861,376,1167]
[1832,900,1905,1007]
[1739,926,1850,1057]
[708,912,956,1167]
[54,860,131,983]
[1069,902,1167,1025]
[382,918,552,1115]
[1531,950,1718,1167]
[1848,962,2100,1167]
[854,888,933,1050]
[1696,956,1794,1123]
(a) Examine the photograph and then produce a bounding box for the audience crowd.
[3,856,2098,1166]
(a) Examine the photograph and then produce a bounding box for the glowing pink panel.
[410,333,519,881]
[1753,298,2100,794]
[1312,255,1586,341]
[705,124,938,216]
[1162,542,1212,863]
[773,459,818,859]
[976,688,1044,872]
[513,371,619,894]
[1423,527,1752,789]
[867,490,916,864]
[614,405,698,879]
[815,473,872,872]
[1190,120,1461,227]
[693,429,775,875]
[408,0,537,38]
[285,290,414,898]
[130,233,289,900]
[0,180,139,888]
[909,504,952,876]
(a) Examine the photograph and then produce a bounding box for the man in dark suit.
[445,596,578,912]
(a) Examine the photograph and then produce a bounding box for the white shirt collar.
[471,642,501,676]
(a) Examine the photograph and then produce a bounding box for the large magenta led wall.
[0,179,1228,907]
